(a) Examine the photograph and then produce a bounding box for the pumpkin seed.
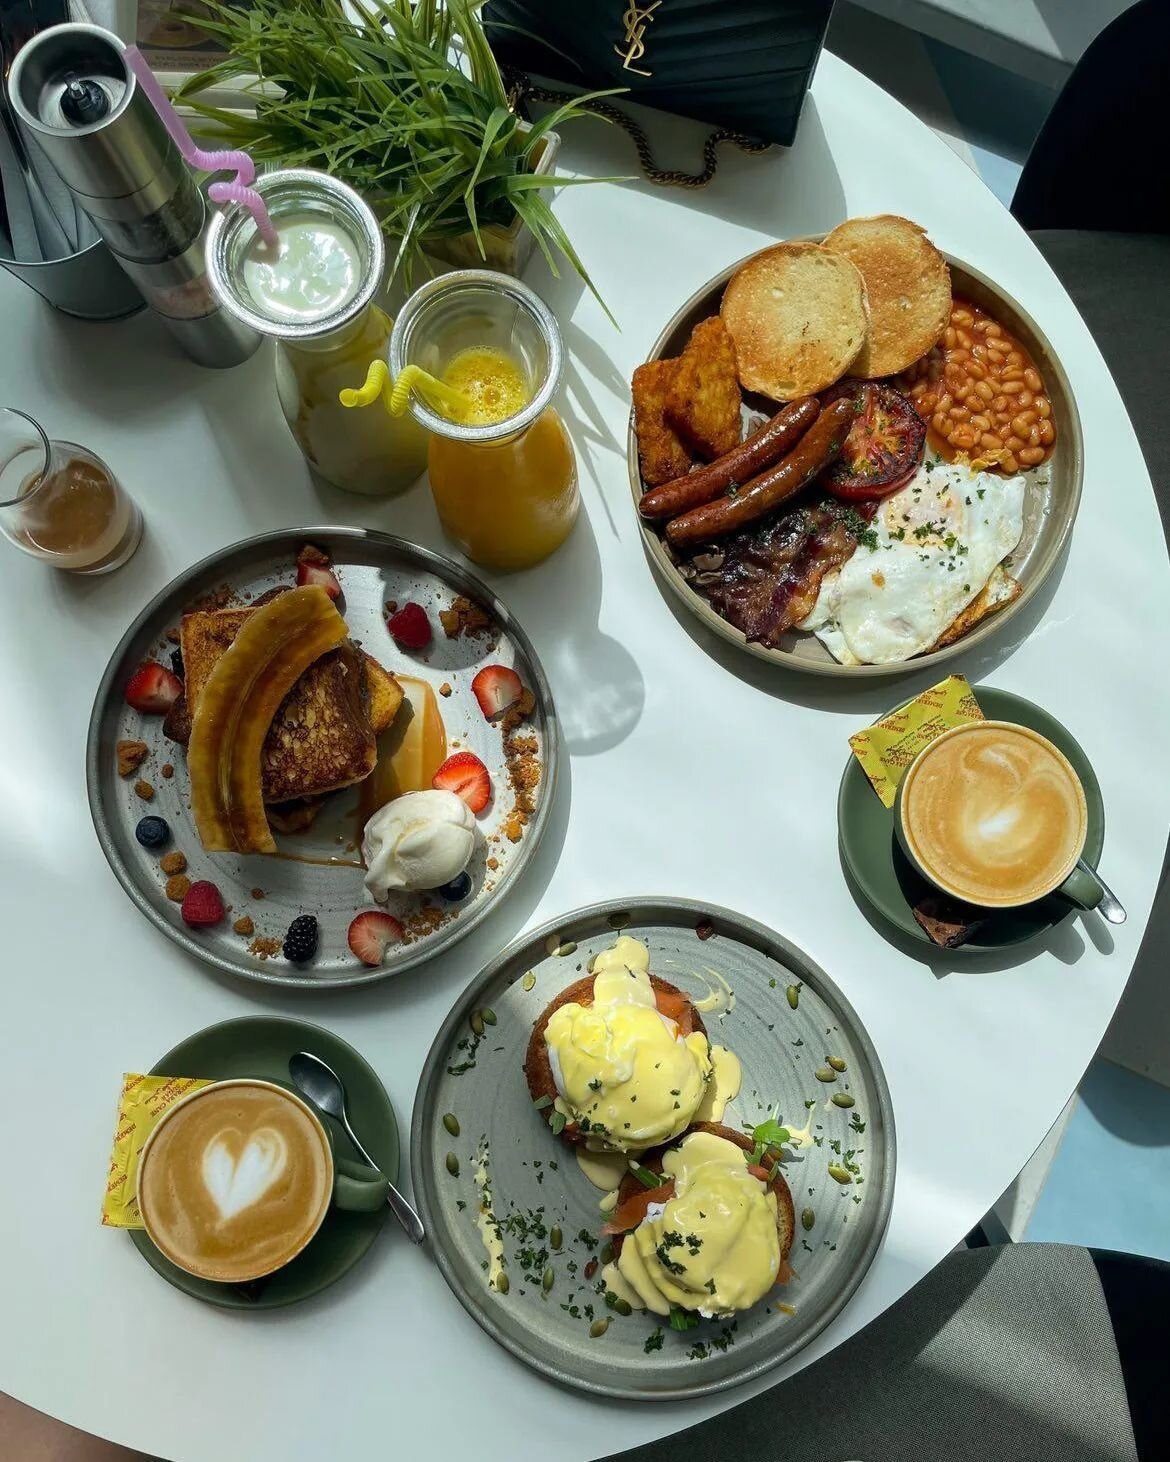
[495,1272,510,1295]
[521,971,536,992]
[828,1164,853,1185]
[445,1152,459,1177]
[470,1011,485,1037]
[481,1008,497,1026]
[814,1066,837,1083]
[600,1241,615,1265]
[557,940,577,957]
[801,1207,815,1231]
[590,1318,611,1338]
[786,985,800,1009]
[549,1225,563,1251]
[607,911,631,929]
[831,1092,855,1109]
[542,1266,555,1292]
[614,1297,632,1316]
[827,1056,847,1073]
[442,1113,460,1136]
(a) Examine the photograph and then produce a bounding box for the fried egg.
[799,460,1026,664]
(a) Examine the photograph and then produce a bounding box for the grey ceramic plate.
[628,246,1083,677]
[87,528,557,989]
[838,687,1104,951]
[411,898,895,1400]
[132,1016,398,1309]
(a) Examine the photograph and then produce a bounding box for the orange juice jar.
[389,271,578,571]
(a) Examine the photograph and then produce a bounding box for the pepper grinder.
[7,22,259,368]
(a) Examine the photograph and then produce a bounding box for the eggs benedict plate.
[411,898,895,1400]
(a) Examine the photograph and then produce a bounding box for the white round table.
[1,50,1165,1462]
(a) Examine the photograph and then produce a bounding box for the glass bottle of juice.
[206,169,427,497]
[388,271,578,569]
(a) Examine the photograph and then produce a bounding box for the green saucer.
[131,1017,399,1309]
[838,687,1105,953]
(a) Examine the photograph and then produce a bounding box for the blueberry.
[135,815,170,849]
[437,870,472,902]
[283,914,319,964]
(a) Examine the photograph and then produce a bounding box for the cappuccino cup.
[137,1078,388,1285]
[895,720,1104,911]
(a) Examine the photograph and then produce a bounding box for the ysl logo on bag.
[614,0,662,76]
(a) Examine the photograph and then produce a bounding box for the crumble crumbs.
[117,740,148,777]
[133,779,154,801]
[159,851,187,875]
[165,875,191,902]
[161,763,174,779]
[249,936,282,960]
[486,856,499,871]
[439,595,493,640]
[233,916,255,937]
[251,887,265,899]
[401,904,448,943]
[500,686,536,733]
[502,723,540,843]
[439,681,452,697]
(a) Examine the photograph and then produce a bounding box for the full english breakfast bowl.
[627,219,1083,678]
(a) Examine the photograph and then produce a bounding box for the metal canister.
[7,23,259,368]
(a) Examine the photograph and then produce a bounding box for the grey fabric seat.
[603,1245,1145,1462]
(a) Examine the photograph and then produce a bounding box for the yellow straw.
[338,360,471,420]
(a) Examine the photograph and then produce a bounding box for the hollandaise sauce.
[602,1131,781,1318]
[544,937,712,1153]
[473,1145,507,1293]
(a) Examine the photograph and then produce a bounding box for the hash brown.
[720,242,868,401]
[665,316,743,460]
[822,215,951,378]
[632,359,694,486]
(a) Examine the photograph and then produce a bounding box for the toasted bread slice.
[720,242,868,400]
[632,358,694,486]
[180,605,401,803]
[524,974,708,1147]
[931,564,1021,650]
[822,215,951,378]
[609,1121,795,1273]
[665,316,743,460]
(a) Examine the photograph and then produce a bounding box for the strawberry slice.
[432,751,491,813]
[471,665,522,720]
[180,880,225,928]
[125,662,183,714]
[348,911,404,966]
[602,1179,676,1235]
[296,545,341,601]
[387,601,431,650]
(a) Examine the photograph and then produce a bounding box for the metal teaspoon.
[289,1050,425,1244]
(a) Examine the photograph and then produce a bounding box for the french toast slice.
[180,604,402,804]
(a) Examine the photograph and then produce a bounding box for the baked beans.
[897,298,1057,473]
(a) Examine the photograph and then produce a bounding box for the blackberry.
[283,914,319,964]
[135,815,170,849]
[169,647,184,678]
[437,870,472,902]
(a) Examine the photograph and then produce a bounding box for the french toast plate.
[87,528,558,989]
[412,898,895,1400]
[628,247,1083,677]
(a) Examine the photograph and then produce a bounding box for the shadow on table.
[1077,1056,1170,1150]
[839,852,1111,976]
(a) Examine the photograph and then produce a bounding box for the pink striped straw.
[123,46,279,247]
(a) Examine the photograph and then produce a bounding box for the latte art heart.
[202,1127,290,1221]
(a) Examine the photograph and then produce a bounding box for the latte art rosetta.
[903,723,1087,907]
[202,1128,289,1222]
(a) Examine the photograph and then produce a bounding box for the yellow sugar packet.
[102,1073,211,1228]
[849,674,984,808]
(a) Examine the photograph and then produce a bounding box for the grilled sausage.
[639,398,821,520]
[665,397,857,548]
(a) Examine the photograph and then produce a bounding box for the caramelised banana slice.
[188,586,348,854]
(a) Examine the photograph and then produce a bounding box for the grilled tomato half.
[821,381,926,500]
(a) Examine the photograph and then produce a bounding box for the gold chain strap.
[510,77,771,189]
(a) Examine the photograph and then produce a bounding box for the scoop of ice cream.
[362,790,476,898]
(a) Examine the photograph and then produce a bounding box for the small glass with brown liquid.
[0,409,141,573]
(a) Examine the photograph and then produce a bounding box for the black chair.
[606,1245,1168,1462]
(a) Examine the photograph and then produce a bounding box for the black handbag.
[484,0,835,184]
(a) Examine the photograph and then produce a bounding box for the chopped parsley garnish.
[669,1306,700,1331]
[588,1078,603,1093]
[746,1113,790,1166]
[632,1165,664,1189]
[644,1328,664,1353]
